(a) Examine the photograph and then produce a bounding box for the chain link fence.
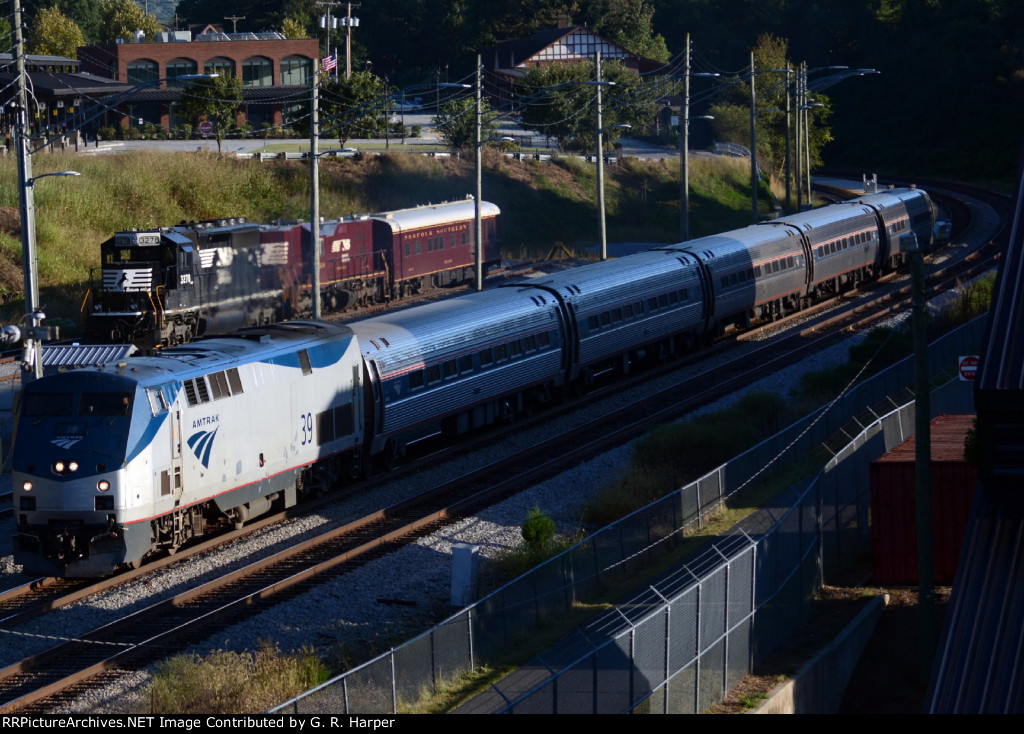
[271,316,984,714]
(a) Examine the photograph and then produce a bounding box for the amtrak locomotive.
[11,187,935,576]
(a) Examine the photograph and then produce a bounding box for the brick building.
[78,30,319,132]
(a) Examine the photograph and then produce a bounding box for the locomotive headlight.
[54,461,65,473]
[68,461,79,472]
[22,481,32,491]
[97,480,110,492]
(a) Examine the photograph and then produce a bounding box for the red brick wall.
[79,38,317,84]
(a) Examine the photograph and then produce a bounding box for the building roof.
[482,25,665,79]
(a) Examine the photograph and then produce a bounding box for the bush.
[521,506,555,551]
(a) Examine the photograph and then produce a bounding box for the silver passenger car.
[771,202,881,294]
[847,187,936,263]
[349,287,566,458]
[664,224,807,328]
[515,249,707,382]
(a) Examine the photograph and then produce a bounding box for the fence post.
[391,651,398,714]
[694,580,702,713]
[467,607,475,670]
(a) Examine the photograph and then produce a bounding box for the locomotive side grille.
[103,268,153,292]
[261,241,289,265]
[209,371,230,399]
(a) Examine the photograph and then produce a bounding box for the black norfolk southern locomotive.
[88,219,286,349]
[85,198,501,350]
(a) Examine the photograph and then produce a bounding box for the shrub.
[521,506,555,551]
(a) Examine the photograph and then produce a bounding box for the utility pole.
[681,33,690,241]
[310,72,322,319]
[750,51,758,224]
[595,49,607,261]
[343,3,361,79]
[224,15,245,33]
[14,0,42,379]
[474,54,483,291]
[784,68,792,214]
[317,1,342,73]
[906,231,935,685]
[795,64,803,212]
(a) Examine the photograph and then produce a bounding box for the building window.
[166,58,199,87]
[127,59,158,85]
[243,57,273,87]
[204,57,235,77]
[281,56,312,85]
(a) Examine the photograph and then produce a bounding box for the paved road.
[68,111,683,160]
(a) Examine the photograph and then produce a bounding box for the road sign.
[959,355,979,381]
[199,121,213,136]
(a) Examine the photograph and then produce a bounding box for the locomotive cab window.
[147,388,168,414]
[22,393,74,417]
[80,392,132,416]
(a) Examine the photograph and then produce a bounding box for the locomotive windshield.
[22,391,133,417]
[103,246,165,264]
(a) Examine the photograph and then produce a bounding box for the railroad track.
[0,179,1008,713]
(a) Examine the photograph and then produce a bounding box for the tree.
[97,0,161,43]
[585,0,670,61]
[29,7,86,59]
[432,97,498,151]
[706,34,832,182]
[52,0,103,44]
[320,71,388,147]
[517,60,660,151]
[178,74,243,153]
[281,16,308,39]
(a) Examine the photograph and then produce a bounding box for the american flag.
[322,54,337,71]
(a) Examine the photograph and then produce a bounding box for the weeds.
[147,643,330,714]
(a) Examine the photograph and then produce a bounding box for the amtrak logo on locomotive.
[51,422,88,449]
[187,427,219,468]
